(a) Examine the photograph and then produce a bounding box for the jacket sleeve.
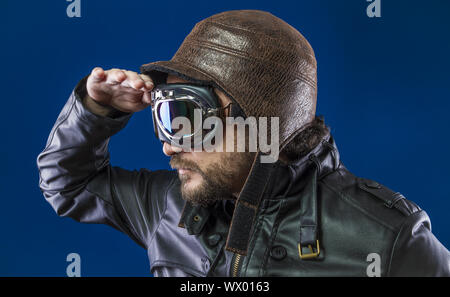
[37,77,173,249]
[388,210,450,276]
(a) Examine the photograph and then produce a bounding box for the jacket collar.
[179,132,340,255]
[285,132,339,193]
[252,132,339,199]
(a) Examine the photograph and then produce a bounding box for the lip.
[178,168,193,175]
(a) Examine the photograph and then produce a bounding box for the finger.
[90,67,106,82]
[122,70,145,90]
[142,91,152,104]
[139,74,154,90]
[106,69,126,85]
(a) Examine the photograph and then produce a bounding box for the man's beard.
[170,152,255,207]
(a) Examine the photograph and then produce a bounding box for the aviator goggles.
[150,83,230,148]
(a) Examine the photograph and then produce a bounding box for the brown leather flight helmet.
[141,9,317,151]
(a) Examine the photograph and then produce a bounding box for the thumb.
[90,67,106,82]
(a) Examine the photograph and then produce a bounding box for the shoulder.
[319,164,427,232]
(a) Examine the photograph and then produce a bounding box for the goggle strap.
[217,102,233,118]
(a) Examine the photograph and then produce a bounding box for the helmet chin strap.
[224,150,277,255]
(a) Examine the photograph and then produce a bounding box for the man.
[37,10,449,276]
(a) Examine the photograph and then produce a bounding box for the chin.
[180,172,203,189]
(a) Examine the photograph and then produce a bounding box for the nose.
[163,142,183,156]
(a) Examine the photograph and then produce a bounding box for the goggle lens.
[157,100,198,136]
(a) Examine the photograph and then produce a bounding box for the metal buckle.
[298,240,320,259]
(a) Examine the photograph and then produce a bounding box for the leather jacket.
[37,80,450,277]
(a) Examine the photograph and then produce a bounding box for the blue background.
[1,0,449,276]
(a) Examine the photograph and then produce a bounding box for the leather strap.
[298,155,319,248]
[225,151,276,255]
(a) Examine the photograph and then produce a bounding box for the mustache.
[169,154,202,173]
